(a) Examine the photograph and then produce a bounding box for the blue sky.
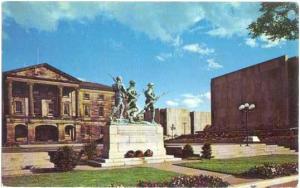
[2,2,299,112]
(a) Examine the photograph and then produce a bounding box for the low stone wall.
[165,143,298,159]
[2,152,53,172]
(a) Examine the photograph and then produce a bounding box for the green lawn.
[177,154,298,175]
[2,167,180,187]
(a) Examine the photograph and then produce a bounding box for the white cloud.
[3,2,103,32]
[204,3,260,37]
[260,35,286,48]
[166,100,179,107]
[182,43,214,55]
[156,56,165,62]
[77,77,86,81]
[3,2,261,43]
[207,59,223,70]
[182,94,203,109]
[165,91,211,110]
[245,38,257,48]
[200,91,211,100]
[155,53,172,62]
[244,35,286,48]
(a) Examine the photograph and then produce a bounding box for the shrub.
[49,146,78,172]
[135,150,144,157]
[182,144,194,158]
[144,149,153,157]
[242,162,298,179]
[201,143,213,159]
[137,174,230,187]
[83,142,97,160]
[124,150,135,158]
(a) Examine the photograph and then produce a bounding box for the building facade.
[190,111,211,134]
[211,55,299,132]
[145,108,211,137]
[2,63,114,144]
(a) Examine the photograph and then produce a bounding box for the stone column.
[27,124,35,143]
[7,80,13,115]
[75,124,81,142]
[75,88,80,118]
[58,124,65,142]
[28,83,34,117]
[58,86,63,117]
[6,123,15,143]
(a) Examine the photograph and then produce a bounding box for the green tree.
[182,144,194,158]
[201,143,213,160]
[248,2,299,41]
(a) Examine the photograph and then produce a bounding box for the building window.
[84,105,90,116]
[64,103,70,115]
[84,93,90,100]
[99,106,104,117]
[63,89,69,97]
[15,101,23,114]
[98,94,104,101]
[48,102,54,116]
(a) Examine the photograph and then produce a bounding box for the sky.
[2,2,299,112]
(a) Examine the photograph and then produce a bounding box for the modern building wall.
[165,108,191,137]
[211,55,299,132]
[146,108,211,137]
[190,111,211,134]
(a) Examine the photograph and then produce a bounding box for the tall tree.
[248,2,299,41]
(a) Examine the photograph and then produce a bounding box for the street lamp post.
[171,124,176,139]
[238,103,255,146]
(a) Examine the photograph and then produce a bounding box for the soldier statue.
[126,80,139,122]
[111,76,127,119]
[144,83,158,123]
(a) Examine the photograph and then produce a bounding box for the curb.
[231,175,298,188]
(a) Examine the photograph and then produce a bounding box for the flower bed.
[137,174,229,187]
[241,162,298,179]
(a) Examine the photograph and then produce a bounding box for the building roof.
[3,63,113,92]
[3,63,81,82]
[80,81,113,91]
[211,55,298,81]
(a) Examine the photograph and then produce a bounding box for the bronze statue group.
[110,76,164,123]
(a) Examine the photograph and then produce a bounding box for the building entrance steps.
[165,143,297,159]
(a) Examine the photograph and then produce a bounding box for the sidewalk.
[142,161,261,185]
[2,160,297,187]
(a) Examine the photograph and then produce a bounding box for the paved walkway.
[142,161,261,185]
[3,160,296,187]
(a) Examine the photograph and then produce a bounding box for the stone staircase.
[165,143,298,159]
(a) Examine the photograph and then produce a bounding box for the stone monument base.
[100,123,180,167]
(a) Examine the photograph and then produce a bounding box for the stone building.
[190,111,211,134]
[2,63,114,144]
[211,55,298,132]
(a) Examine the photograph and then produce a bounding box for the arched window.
[15,124,27,142]
[65,125,76,141]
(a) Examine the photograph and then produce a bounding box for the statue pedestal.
[100,123,181,167]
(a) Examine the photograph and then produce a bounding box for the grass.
[177,154,298,175]
[2,167,180,187]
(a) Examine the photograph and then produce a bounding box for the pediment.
[5,63,79,82]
